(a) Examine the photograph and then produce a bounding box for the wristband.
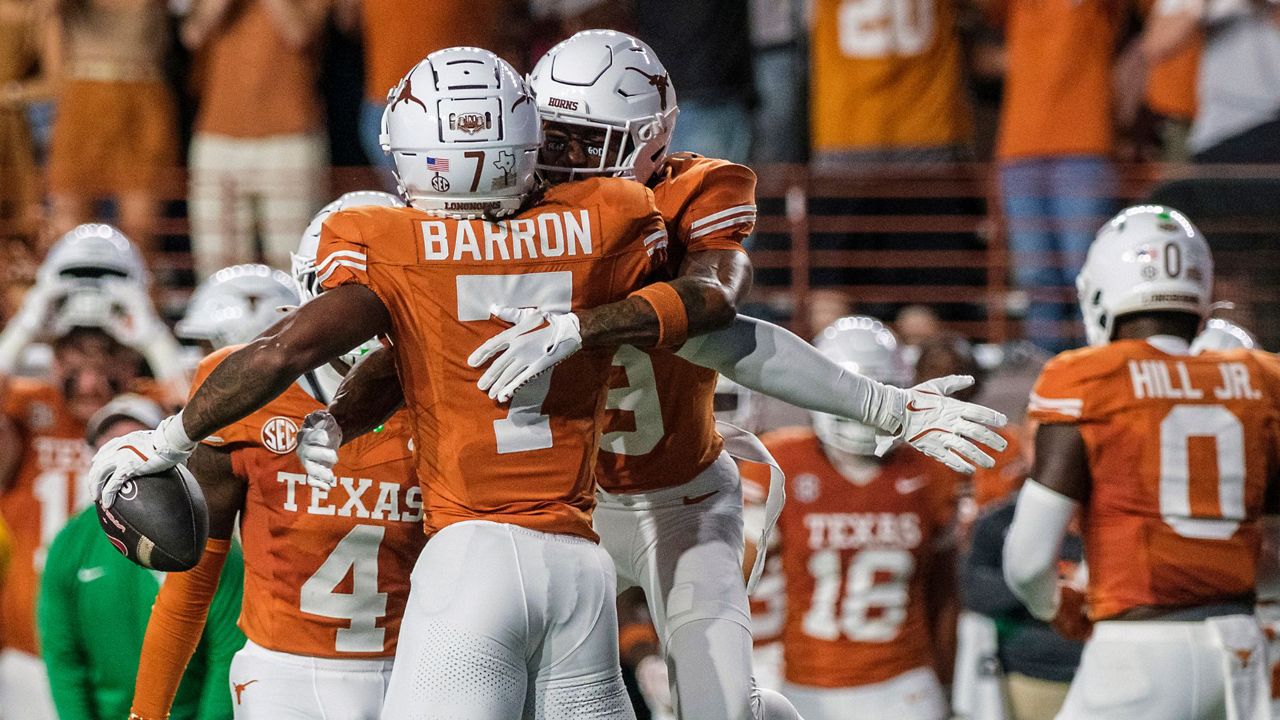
[629,282,688,348]
[160,411,198,453]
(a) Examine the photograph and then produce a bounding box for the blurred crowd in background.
[0,0,1278,354]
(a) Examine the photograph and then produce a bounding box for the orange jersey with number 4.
[193,347,423,658]
[751,428,956,688]
[318,178,666,541]
[596,154,756,494]
[0,380,90,654]
[1027,340,1280,620]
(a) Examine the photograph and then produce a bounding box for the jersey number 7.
[457,272,574,454]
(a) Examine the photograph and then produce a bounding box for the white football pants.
[381,520,634,720]
[595,451,801,720]
[0,649,55,720]
[1056,616,1269,720]
[783,666,947,720]
[229,640,392,719]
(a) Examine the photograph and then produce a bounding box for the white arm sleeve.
[676,315,906,434]
[1002,480,1079,621]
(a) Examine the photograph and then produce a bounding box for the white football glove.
[298,410,342,490]
[467,306,582,403]
[0,277,73,372]
[90,413,197,508]
[102,278,168,350]
[875,375,1009,474]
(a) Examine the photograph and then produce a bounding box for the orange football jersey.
[596,154,756,494]
[0,380,91,654]
[318,178,666,541]
[1028,340,1280,620]
[193,348,423,658]
[756,428,956,688]
[810,0,971,152]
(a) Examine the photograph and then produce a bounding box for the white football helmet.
[380,47,540,218]
[39,224,149,288]
[176,264,299,349]
[811,316,909,456]
[529,30,678,183]
[1077,205,1213,347]
[292,190,405,303]
[1191,318,1257,354]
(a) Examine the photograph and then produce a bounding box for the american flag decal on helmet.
[426,157,450,172]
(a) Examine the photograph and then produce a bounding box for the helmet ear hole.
[1092,290,1103,307]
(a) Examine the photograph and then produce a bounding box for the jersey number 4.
[457,272,574,454]
[300,525,388,653]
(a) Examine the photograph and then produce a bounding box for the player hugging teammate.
[86,33,1025,720]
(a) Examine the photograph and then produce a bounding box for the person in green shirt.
[36,395,245,720]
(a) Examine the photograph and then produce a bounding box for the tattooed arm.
[578,248,751,349]
[181,285,391,440]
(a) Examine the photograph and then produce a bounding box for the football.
[96,465,210,572]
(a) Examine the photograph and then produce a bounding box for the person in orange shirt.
[0,225,179,720]
[746,317,959,720]
[1003,205,1280,720]
[809,0,972,168]
[184,0,330,278]
[356,0,513,169]
[993,0,1127,353]
[129,192,425,720]
[93,48,672,719]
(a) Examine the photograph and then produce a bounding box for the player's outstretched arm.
[130,445,245,720]
[88,285,390,507]
[1003,424,1089,624]
[297,345,405,488]
[677,315,1009,472]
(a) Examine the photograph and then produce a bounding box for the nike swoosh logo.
[895,476,929,495]
[77,567,106,583]
[682,490,719,505]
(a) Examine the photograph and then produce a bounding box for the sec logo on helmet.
[262,416,299,454]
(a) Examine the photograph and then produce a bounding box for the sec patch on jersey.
[96,465,210,571]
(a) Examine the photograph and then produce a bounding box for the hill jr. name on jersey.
[277,471,423,523]
[1129,360,1262,401]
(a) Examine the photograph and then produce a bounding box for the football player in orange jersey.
[90,47,672,719]
[301,30,1007,720]
[743,317,959,720]
[127,195,426,720]
[0,225,177,720]
[1003,205,1280,720]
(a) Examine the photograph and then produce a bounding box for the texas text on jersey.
[195,346,423,658]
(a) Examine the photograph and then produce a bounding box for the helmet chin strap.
[299,363,344,405]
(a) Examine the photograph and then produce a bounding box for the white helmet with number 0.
[176,264,300,349]
[811,316,909,456]
[39,224,149,287]
[1077,205,1213,347]
[380,47,540,219]
[529,30,678,184]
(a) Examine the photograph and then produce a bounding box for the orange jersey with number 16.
[1028,340,1280,620]
[748,428,957,689]
[318,178,666,542]
[596,154,756,494]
